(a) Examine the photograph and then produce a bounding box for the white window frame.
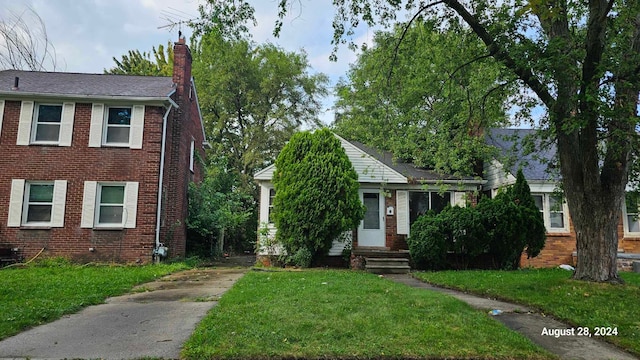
[31,103,63,144]
[89,103,144,149]
[268,188,276,224]
[102,106,132,147]
[397,190,454,236]
[189,139,195,173]
[81,181,138,229]
[532,193,569,233]
[622,192,640,236]
[7,179,67,228]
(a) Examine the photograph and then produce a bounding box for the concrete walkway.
[386,274,639,360]
[0,268,247,360]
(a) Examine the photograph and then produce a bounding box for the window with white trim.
[268,188,276,224]
[103,107,131,145]
[624,192,640,234]
[81,181,138,229]
[88,104,144,149]
[532,193,568,232]
[16,101,75,146]
[32,104,62,143]
[7,179,67,227]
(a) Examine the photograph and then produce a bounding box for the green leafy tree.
[191,30,329,190]
[269,0,640,282]
[334,19,511,175]
[272,129,365,266]
[187,155,253,257]
[105,42,173,76]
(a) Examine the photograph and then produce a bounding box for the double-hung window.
[104,107,131,145]
[16,101,75,146]
[268,188,276,224]
[88,104,144,148]
[81,181,138,229]
[532,193,568,232]
[32,104,62,143]
[7,179,67,227]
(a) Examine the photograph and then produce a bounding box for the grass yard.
[0,259,189,340]
[183,270,555,360]
[415,269,640,356]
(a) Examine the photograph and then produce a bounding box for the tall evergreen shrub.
[272,129,365,266]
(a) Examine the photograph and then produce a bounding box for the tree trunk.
[568,191,624,283]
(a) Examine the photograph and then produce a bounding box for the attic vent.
[12,77,19,90]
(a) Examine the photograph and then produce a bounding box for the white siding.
[396,190,409,235]
[124,182,139,228]
[59,102,75,146]
[16,101,33,145]
[259,183,272,224]
[328,231,353,256]
[7,179,25,227]
[0,100,5,141]
[88,103,104,147]
[337,135,407,184]
[51,180,67,227]
[81,181,97,228]
[483,159,516,190]
[130,105,145,149]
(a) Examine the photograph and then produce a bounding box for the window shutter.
[81,181,97,228]
[88,103,104,147]
[260,185,271,224]
[124,182,139,228]
[16,101,34,145]
[396,190,409,235]
[51,180,67,227]
[130,105,145,149]
[59,102,75,146]
[454,192,466,207]
[0,100,5,141]
[7,179,25,227]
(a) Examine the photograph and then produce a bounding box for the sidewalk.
[386,274,639,360]
[0,268,247,360]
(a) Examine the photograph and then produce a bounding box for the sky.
[2,0,379,124]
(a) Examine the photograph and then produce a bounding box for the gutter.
[0,92,170,104]
[154,91,178,260]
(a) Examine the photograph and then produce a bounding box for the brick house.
[485,129,640,269]
[0,38,206,263]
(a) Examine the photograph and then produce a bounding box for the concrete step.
[365,257,411,274]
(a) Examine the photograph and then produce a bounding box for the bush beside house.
[409,169,546,270]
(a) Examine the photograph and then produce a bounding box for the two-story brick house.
[0,38,206,263]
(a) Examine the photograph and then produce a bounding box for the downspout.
[154,94,179,262]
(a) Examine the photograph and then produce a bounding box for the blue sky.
[3,0,378,124]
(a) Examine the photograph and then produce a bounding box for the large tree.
[105,42,173,76]
[268,0,640,283]
[0,6,59,71]
[191,30,329,189]
[334,19,512,175]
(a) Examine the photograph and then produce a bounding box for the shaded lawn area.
[183,270,555,360]
[0,260,189,340]
[414,269,640,356]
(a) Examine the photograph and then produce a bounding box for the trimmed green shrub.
[409,171,546,270]
[272,129,365,266]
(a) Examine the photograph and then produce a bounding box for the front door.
[358,190,385,247]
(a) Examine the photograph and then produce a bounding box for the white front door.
[358,190,385,247]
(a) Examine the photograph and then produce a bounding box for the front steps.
[364,257,411,274]
[352,248,411,274]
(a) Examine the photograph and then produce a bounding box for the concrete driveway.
[0,268,247,360]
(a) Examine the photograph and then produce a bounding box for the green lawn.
[183,270,555,360]
[0,260,189,340]
[414,269,640,356]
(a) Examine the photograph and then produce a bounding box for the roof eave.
[0,91,171,105]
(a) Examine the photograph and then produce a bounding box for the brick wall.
[385,191,407,250]
[0,101,164,263]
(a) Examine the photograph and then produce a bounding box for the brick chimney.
[172,37,192,102]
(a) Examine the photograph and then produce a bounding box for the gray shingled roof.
[486,128,558,181]
[0,70,174,99]
[347,139,477,182]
